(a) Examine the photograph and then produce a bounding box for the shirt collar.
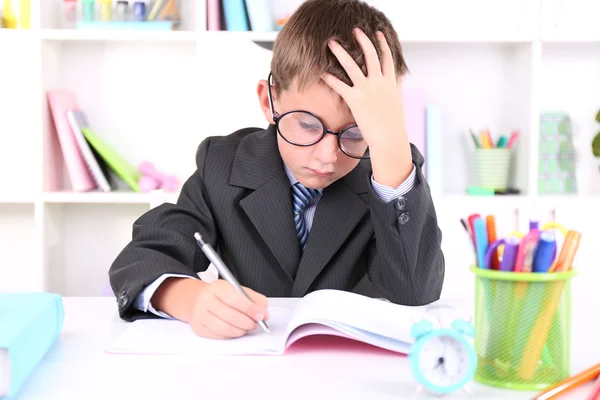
[284,164,323,194]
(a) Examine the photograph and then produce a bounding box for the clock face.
[417,333,471,388]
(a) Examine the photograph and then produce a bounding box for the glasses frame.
[267,72,369,160]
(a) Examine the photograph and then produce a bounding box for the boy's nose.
[314,134,339,164]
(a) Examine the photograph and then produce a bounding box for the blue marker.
[473,217,488,268]
[532,231,556,273]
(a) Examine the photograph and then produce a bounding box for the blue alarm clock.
[408,306,477,396]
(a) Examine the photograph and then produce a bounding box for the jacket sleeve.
[108,139,218,321]
[366,144,445,306]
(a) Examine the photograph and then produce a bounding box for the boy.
[109,0,444,340]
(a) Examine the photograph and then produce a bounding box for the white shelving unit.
[0,0,599,307]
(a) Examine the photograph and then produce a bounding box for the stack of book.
[47,89,143,193]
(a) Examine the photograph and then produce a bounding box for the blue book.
[222,0,250,31]
[245,0,273,31]
[0,293,64,399]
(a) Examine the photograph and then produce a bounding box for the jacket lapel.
[230,125,300,282]
[291,161,370,297]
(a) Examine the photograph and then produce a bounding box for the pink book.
[207,0,221,30]
[403,87,427,174]
[47,90,96,192]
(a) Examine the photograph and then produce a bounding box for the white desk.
[13,297,598,400]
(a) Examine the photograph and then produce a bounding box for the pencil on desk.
[587,371,600,400]
[533,362,600,400]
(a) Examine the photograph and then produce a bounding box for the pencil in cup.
[517,231,581,381]
[470,267,576,390]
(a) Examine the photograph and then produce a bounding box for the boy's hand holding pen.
[192,232,271,339]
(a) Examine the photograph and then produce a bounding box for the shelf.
[541,33,600,44]
[200,30,278,43]
[42,191,179,205]
[0,195,35,204]
[43,191,153,204]
[39,28,197,42]
[199,30,535,45]
[0,28,38,41]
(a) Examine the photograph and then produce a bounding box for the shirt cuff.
[134,273,196,320]
[370,163,417,203]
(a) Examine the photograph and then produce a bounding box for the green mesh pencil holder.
[470,266,576,391]
[475,148,512,190]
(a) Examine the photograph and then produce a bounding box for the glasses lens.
[277,112,324,145]
[340,126,369,158]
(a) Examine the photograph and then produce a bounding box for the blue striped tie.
[292,182,318,253]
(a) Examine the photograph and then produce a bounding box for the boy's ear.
[256,80,276,125]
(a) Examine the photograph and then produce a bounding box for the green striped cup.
[475,148,512,190]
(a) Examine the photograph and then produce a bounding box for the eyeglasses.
[267,72,369,160]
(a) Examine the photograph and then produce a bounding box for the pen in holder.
[470,266,576,390]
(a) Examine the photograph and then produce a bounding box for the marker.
[499,236,519,271]
[532,231,556,273]
[551,230,581,272]
[486,215,500,270]
[507,130,519,148]
[473,217,489,268]
[513,229,540,272]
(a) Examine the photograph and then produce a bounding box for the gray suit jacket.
[109,125,445,321]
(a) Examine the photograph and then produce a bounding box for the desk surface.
[14,297,597,400]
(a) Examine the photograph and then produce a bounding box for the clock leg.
[462,385,472,396]
[415,384,424,398]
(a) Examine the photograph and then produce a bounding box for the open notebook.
[106,290,456,356]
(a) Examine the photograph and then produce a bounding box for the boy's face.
[257,78,361,190]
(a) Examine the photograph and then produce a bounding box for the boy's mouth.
[306,168,334,177]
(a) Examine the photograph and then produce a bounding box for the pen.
[507,130,519,148]
[469,129,481,148]
[193,232,271,334]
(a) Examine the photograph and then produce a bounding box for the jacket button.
[118,294,129,309]
[395,196,407,210]
[398,212,410,225]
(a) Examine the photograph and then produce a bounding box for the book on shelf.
[47,89,142,194]
[208,0,274,32]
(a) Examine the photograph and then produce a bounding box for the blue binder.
[0,293,64,399]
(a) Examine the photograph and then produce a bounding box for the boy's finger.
[321,73,351,99]
[192,323,227,340]
[327,39,365,85]
[216,283,266,322]
[204,310,248,338]
[209,296,259,331]
[376,31,395,77]
[242,287,270,320]
[353,27,381,78]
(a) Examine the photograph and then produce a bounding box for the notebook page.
[284,290,426,350]
[105,307,293,356]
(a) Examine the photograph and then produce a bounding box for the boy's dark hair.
[270,0,409,95]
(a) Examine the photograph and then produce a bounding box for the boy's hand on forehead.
[322,28,413,187]
[322,28,405,148]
